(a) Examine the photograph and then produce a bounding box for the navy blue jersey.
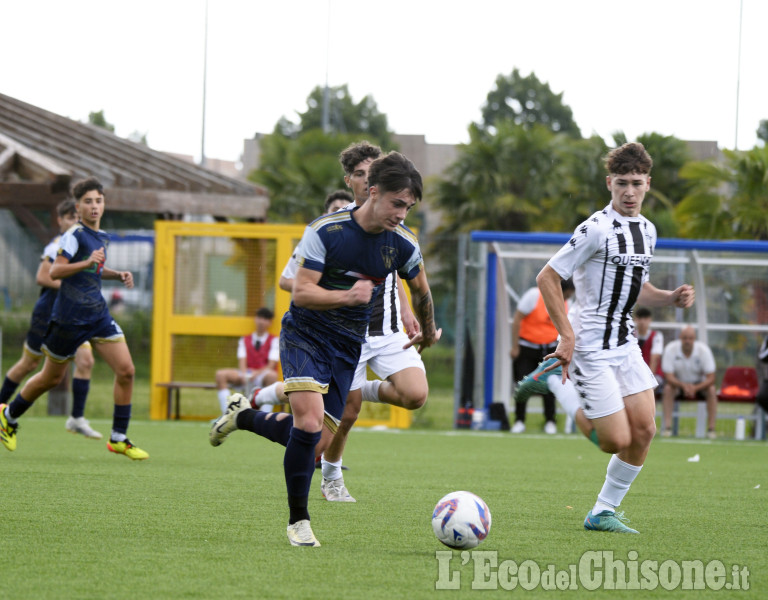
[29,235,63,326]
[52,223,111,326]
[292,207,423,343]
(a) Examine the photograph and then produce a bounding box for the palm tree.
[676,145,768,239]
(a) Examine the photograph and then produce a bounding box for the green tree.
[479,69,581,138]
[676,145,768,239]
[87,110,115,132]
[758,119,768,145]
[633,132,692,237]
[251,85,395,222]
[278,84,393,149]
[250,129,362,223]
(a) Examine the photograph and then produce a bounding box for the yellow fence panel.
[150,220,412,430]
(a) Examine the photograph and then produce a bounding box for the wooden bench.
[659,366,766,439]
[156,381,217,420]
[156,381,290,420]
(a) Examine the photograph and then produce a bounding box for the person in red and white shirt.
[214,307,279,414]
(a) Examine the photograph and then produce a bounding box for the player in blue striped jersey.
[0,177,148,460]
[537,143,695,534]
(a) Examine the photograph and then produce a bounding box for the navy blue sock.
[7,393,34,421]
[237,409,293,446]
[284,427,321,524]
[112,404,132,437]
[0,376,20,405]
[71,378,90,418]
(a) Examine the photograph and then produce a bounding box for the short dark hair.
[339,141,382,175]
[324,190,353,213]
[255,307,274,320]
[56,198,76,218]
[604,142,653,175]
[635,306,652,319]
[367,152,423,202]
[72,177,104,200]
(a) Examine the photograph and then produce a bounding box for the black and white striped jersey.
[366,270,402,337]
[548,203,657,351]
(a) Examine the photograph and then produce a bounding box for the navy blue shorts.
[279,313,360,421]
[42,314,125,363]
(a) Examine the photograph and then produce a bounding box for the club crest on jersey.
[380,246,398,270]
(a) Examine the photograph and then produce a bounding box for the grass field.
[4,417,766,599]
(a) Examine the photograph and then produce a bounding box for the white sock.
[255,382,280,406]
[259,403,274,413]
[361,379,383,403]
[217,389,230,414]
[321,455,343,481]
[593,455,642,513]
[548,377,579,419]
[111,431,127,442]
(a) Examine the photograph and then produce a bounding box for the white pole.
[734,0,743,150]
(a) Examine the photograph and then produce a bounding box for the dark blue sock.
[112,404,132,436]
[284,427,321,524]
[237,409,293,446]
[71,378,90,418]
[0,376,20,405]
[8,393,34,421]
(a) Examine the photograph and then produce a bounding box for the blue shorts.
[42,314,125,363]
[279,313,360,421]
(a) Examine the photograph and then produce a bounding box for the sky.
[3,0,766,166]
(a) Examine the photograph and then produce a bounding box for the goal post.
[454,231,768,429]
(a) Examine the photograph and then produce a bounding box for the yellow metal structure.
[150,220,412,429]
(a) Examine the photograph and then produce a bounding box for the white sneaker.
[65,416,102,439]
[544,421,557,435]
[321,477,356,502]
[510,421,526,434]
[209,393,250,447]
[287,519,321,547]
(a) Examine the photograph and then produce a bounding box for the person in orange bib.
[510,279,574,434]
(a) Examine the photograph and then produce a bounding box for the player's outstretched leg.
[514,358,562,405]
[584,510,639,534]
[209,393,251,447]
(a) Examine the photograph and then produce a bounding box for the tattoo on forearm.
[415,291,436,340]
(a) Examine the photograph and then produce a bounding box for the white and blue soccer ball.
[432,490,491,549]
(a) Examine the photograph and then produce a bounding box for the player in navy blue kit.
[210,152,441,546]
[0,177,148,460]
[0,199,101,439]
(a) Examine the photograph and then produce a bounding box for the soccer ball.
[432,491,491,549]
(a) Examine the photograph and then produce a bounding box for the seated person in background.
[633,307,664,391]
[661,325,717,439]
[214,307,279,414]
[510,278,574,434]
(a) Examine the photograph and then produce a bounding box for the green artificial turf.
[3,418,766,599]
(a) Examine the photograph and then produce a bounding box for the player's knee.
[598,431,631,454]
[115,364,135,384]
[633,419,656,446]
[402,386,428,410]
[76,354,95,372]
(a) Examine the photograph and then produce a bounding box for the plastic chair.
[717,366,758,402]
